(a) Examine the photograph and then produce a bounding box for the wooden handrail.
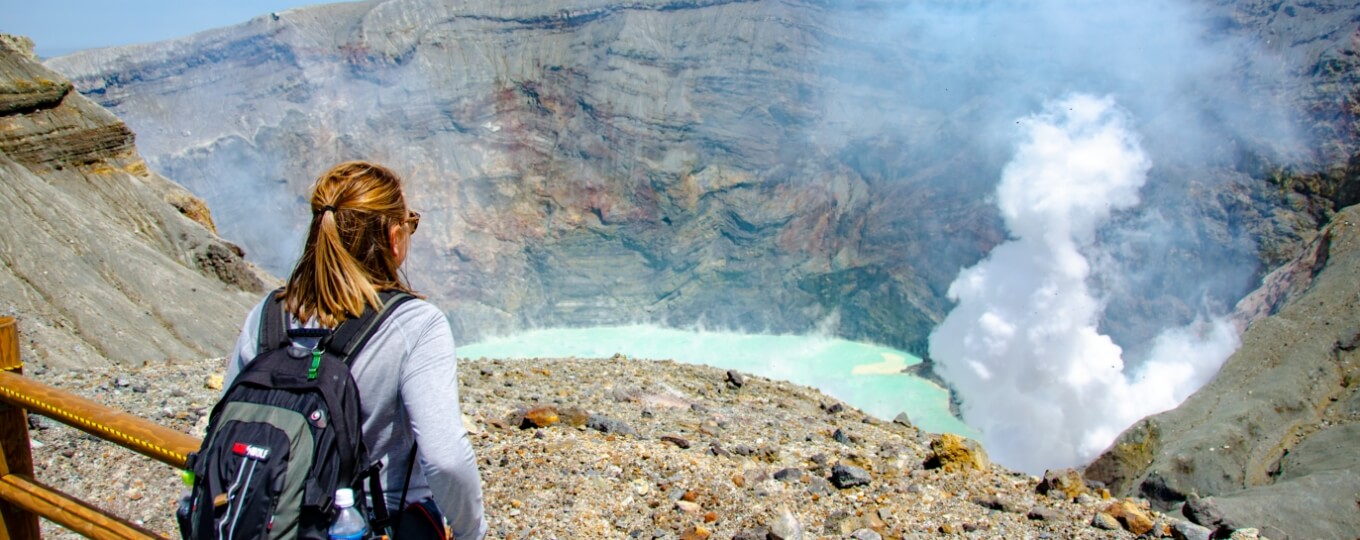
[0,317,202,539]
[0,473,161,539]
[0,372,199,469]
[0,316,39,540]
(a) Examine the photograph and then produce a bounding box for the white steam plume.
[928,94,1241,474]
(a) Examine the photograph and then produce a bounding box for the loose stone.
[586,414,637,436]
[610,386,639,402]
[1171,520,1213,540]
[924,433,989,472]
[1092,512,1122,531]
[768,507,803,540]
[1104,499,1155,535]
[822,509,852,535]
[661,435,691,449]
[1037,468,1088,500]
[732,528,768,540]
[558,405,590,427]
[830,464,872,489]
[1026,506,1065,521]
[28,416,53,430]
[522,406,559,428]
[1183,494,1238,531]
[849,528,882,540]
[971,494,1024,513]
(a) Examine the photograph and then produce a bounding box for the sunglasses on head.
[405,210,421,233]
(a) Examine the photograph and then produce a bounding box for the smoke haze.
[852,0,1301,472]
[822,0,1299,163]
[45,0,1316,472]
[928,94,1242,473]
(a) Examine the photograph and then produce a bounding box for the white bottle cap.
[334,488,355,508]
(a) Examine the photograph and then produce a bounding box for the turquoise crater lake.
[458,325,977,438]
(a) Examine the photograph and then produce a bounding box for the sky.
[0,0,332,58]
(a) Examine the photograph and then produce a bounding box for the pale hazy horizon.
[0,0,333,58]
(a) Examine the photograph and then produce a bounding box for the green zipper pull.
[308,348,321,380]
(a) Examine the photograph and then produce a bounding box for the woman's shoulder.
[380,296,454,351]
[388,295,447,326]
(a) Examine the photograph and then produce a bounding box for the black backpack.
[180,289,414,539]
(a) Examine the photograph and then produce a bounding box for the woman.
[224,161,487,539]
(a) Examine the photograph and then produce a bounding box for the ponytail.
[283,161,416,328]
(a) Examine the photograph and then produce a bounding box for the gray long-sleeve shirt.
[226,295,487,540]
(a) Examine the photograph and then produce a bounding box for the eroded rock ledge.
[0,35,270,369]
[1087,204,1360,540]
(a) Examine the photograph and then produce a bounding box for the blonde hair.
[282,160,416,327]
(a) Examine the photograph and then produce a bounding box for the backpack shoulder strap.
[256,288,289,355]
[258,289,415,358]
[325,290,417,362]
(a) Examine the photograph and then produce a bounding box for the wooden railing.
[0,317,201,539]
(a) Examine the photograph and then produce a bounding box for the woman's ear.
[388,223,406,261]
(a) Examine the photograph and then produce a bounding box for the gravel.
[23,354,1165,539]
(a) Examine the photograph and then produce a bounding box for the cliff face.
[41,0,1338,354]
[12,1,1360,535]
[0,35,267,369]
[1086,203,1360,539]
[1072,6,1360,536]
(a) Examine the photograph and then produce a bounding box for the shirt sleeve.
[399,306,487,540]
[224,297,264,388]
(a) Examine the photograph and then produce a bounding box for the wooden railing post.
[0,317,39,540]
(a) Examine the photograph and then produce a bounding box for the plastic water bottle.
[328,488,369,540]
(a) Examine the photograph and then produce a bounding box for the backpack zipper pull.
[308,348,321,380]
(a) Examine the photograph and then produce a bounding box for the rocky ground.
[22,355,1250,540]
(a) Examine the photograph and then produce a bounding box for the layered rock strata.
[42,0,1338,354]
[0,35,267,369]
